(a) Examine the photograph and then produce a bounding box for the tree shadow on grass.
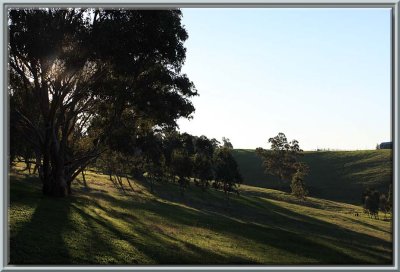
[229,195,391,263]
[344,216,392,235]
[85,191,382,264]
[70,203,252,264]
[10,195,72,264]
[9,173,393,265]
[135,181,392,264]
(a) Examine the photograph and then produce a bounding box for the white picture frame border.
[1,1,398,271]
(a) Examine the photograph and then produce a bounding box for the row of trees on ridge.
[95,133,242,197]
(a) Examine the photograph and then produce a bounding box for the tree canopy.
[9,8,197,196]
[256,133,304,182]
[256,132,309,199]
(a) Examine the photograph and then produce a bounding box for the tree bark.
[40,127,70,197]
[42,152,69,197]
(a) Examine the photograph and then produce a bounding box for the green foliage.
[256,133,305,184]
[9,9,244,199]
[171,149,192,195]
[256,133,309,200]
[9,8,197,196]
[379,194,390,219]
[192,153,213,190]
[213,147,242,196]
[361,185,392,220]
[192,135,218,191]
[362,188,380,219]
[222,137,233,149]
[290,163,309,200]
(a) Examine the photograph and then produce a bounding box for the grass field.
[232,149,393,204]
[9,164,392,265]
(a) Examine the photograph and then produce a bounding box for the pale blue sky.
[177,8,391,151]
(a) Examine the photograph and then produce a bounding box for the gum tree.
[9,8,197,196]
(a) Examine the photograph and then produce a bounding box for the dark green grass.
[9,167,392,265]
[232,149,393,204]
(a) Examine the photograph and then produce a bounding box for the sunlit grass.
[9,163,392,265]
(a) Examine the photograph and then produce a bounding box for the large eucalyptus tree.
[9,8,197,196]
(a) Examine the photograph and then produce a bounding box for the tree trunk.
[42,172,69,197]
[41,143,52,195]
[82,170,88,188]
[108,168,113,181]
[41,139,70,197]
[33,148,42,175]
[27,161,31,174]
[117,175,126,194]
[43,156,69,197]
[126,175,135,192]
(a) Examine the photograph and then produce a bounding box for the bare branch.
[14,109,44,145]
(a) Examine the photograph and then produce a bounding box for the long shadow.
[70,203,253,264]
[9,172,393,265]
[344,216,392,235]
[69,203,131,264]
[77,190,266,264]
[10,194,72,264]
[136,181,392,264]
[227,195,392,253]
[91,194,385,264]
[240,195,392,245]
[77,177,393,264]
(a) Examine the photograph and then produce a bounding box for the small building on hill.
[379,142,392,149]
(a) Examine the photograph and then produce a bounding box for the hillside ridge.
[232,149,392,204]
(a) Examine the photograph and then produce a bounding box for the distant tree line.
[95,132,242,197]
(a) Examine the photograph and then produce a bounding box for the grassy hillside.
[10,165,392,265]
[232,149,393,204]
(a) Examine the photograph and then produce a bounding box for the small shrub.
[290,168,308,200]
[362,189,380,219]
